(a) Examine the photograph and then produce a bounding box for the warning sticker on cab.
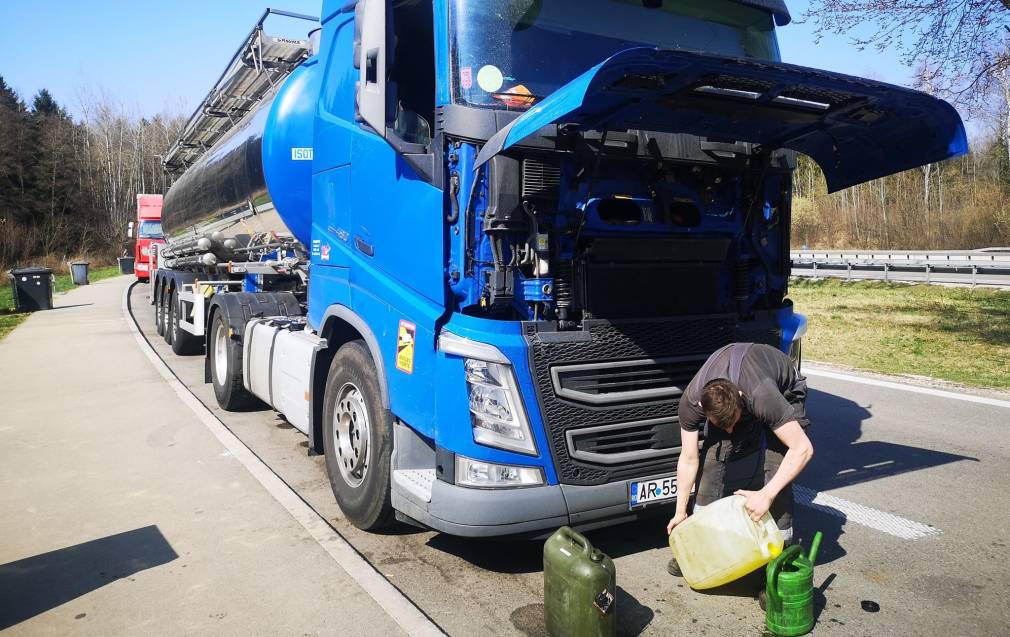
[396,320,416,374]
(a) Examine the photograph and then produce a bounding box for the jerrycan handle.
[556,526,593,556]
[766,544,803,612]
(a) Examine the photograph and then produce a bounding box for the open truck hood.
[475,48,967,192]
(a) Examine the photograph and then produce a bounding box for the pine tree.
[0,75,31,226]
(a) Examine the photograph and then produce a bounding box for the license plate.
[629,475,681,509]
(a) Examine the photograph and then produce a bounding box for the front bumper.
[393,476,673,538]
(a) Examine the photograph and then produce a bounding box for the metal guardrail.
[790,250,1010,287]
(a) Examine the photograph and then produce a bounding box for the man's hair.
[700,379,743,430]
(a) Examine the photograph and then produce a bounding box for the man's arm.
[666,428,700,534]
[735,420,814,521]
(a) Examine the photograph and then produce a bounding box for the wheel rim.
[213,321,228,386]
[332,382,370,488]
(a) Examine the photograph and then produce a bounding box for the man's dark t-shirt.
[678,343,809,459]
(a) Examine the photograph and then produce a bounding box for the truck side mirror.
[127,221,134,239]
[355,0,390,138]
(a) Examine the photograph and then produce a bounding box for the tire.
[323,340,394,531]
[170,287,202,355]
[163,288,174,345]
[155,286,165,337]
[208,310,258,410]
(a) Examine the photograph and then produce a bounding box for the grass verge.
[1,266,123,341]
[789,279,1010,389]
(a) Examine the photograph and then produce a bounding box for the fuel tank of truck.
[161,58,318,247]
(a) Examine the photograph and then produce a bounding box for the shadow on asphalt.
[794,507,848,565]
[425,513,672,575]
[507,587,653,637]
[804,388,978,492]
[0,525,178,629]
[425,534,542,573]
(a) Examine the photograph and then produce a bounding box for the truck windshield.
[138,220,163,239]
[449,0,780,110]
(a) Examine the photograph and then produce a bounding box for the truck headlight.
[439,332,537,455]
[456,455,544,488]
[464,358,536,454]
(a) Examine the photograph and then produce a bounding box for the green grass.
[789,279,1010,389]
[1,266,122,341]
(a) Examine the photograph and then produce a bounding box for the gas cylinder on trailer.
[543,526,616,637]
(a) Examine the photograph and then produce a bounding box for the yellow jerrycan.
[668,494,784,589]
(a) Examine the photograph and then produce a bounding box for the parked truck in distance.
[130,194,164,282]
[151,1,966,537]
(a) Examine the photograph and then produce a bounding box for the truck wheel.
[170,288,202,355]
[323,340,394,531]
[155,288,165,336]
[163,289,174,345]
[208,310,257,410]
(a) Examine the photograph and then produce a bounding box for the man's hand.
[735,489,774,522]
[666,511,689,534]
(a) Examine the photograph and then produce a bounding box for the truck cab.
[302,0,964,535]
[155,0,965,537]
[134,194,164,282]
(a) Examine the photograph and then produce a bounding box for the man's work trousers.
[693,434,794,540]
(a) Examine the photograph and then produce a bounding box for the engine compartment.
[449,130,794,328]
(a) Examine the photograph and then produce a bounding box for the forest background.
[3,1,1010,269]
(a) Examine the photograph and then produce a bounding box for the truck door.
[349,0,445,306]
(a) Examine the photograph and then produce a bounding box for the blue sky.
[0,0,916,119]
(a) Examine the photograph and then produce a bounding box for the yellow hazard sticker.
[396,320,416,374]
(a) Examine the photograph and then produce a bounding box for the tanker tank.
[161,44,319,252]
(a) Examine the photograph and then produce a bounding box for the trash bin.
[8,267,54,312]
[118,257,135,274]
[70,261,90,285]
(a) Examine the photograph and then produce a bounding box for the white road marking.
[804,366,1010,410]
[794,485,941,540]
[121,285,445,637]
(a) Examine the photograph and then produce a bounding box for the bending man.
[666,342,814,554]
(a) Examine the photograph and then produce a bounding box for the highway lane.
[128,283,1010,636]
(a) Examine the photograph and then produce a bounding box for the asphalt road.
[127,281,1010,637]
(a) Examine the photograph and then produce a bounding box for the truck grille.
[567,418,680,465]
[522,158,561,199]
[523,316,781,485]
[551,356,705,405]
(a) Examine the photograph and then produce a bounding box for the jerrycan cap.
[590,549,604,563]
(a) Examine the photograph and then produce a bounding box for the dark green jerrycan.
[766,531,823,637]
[544,526,617,637]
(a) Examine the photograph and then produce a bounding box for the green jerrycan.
[766,531,823,637]
[544,526,617,637]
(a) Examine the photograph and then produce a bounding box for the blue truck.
[152,0,967,536]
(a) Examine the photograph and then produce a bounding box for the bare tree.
[996,65,1010,168]
[803,1,1010,111]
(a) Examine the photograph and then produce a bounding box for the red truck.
[132,194,164,282]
